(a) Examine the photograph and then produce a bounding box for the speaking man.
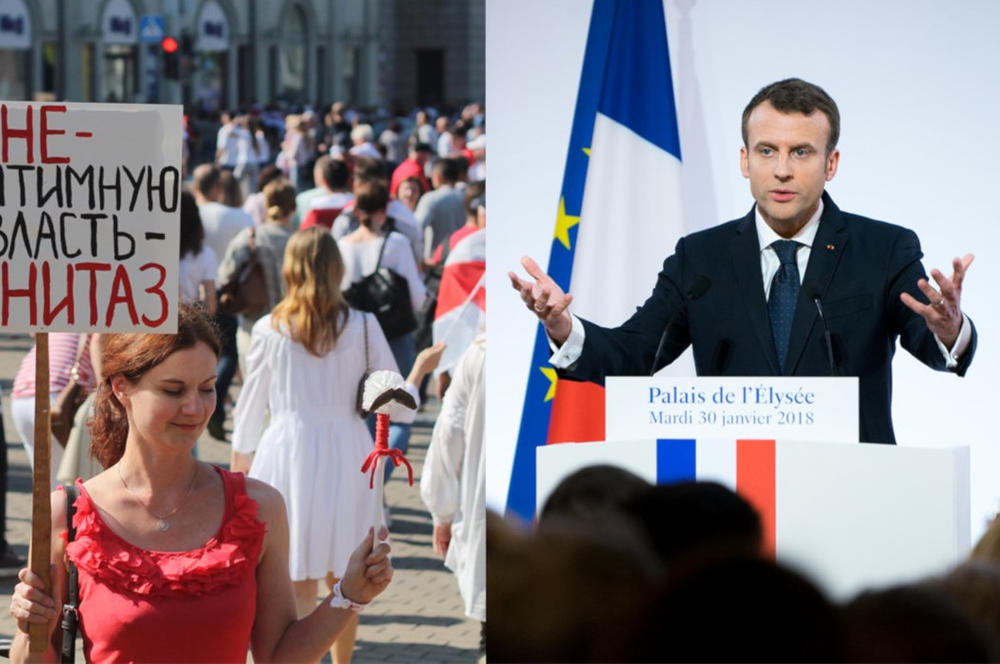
[509,78,976,445]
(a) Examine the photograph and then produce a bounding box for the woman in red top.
[8,304,392,663]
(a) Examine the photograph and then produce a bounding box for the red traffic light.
[161,36,179,53]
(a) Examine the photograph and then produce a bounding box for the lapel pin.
[826,244,835,250]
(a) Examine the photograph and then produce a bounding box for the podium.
[536,376,970,598]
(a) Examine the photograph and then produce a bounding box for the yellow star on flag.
[539,367,558,402]
[583,147,591,156]
[553,197,580,250]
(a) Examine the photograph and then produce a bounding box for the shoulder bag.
[218,228,269,316]
[342,232,418,339]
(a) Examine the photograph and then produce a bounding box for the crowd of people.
[489,465,1000,662]
[3,101,487,663]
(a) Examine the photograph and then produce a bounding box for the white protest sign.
[606,376,859,443]
[0,102,181,332]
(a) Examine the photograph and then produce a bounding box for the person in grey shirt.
[415,158,466,260]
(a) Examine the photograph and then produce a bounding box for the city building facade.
[0,0,483,112]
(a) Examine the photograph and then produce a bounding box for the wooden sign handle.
[29,332,52,653]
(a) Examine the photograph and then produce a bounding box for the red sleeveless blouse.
[64,467,266,663]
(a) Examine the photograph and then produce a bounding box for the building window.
[343,45,360,105]
[81,43,94,101]
[237,43,252,106]
[41,41,57,95]
[416,49,444,108]
[0,49,28,100]
[103,43,137,103]
[278,5,307,104]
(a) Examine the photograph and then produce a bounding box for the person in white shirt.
[420,335,486,639]
[415,109,438,148]
[349,124,382,160]
[191,164,254,441]
[191,164,255,260]
[178,191,217,314]
[215,111,240,171]
[435,116,453,158]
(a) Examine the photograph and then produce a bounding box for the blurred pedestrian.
[11,333,97,490]
[421,334,486,655]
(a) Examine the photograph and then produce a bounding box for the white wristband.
[329,579,368,613]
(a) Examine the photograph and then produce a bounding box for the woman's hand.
[407,342,446,385]
[340,528,393,605]
[10,567,58,631]
[432,523,452,558]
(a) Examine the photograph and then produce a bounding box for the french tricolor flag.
[507,0,698,520]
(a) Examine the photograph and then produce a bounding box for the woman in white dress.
[230,227,442,664]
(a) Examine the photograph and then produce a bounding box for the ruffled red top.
[64,467,266,663]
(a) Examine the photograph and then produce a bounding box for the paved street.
[0,332,478,662]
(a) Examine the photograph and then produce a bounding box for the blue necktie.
[768,240,801,370]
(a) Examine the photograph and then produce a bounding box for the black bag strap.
[363,313,371,373]
[60,483,80,664]
[373,230,392,273]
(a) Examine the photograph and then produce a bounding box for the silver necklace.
[117,462,200,532]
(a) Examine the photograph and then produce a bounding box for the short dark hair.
[354,179,390,224]
[256,165,283,192]
[192,163,221,196]
[352,156,387,182]
[464,180,485,217]
[319,156,350,190]
[433,157,460,184]
[540,464,650,523]
[619,481,763,564]
[742,78,840,153]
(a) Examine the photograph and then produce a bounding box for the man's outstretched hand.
[900,253,974,349]
[509,256,574,344]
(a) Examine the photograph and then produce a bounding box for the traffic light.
[162,35,179,80]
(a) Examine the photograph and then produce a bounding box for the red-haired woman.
[8,303,393,663]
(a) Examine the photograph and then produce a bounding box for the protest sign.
[0,102,182,333]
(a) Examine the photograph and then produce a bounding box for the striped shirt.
[11,333,96,399]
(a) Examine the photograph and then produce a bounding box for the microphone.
[804,280,837,375]
[649,275,712,376]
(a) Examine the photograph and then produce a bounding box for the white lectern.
[536,376,970,598]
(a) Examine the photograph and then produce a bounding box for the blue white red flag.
[505,0,689,520]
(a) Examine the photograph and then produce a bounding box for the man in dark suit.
[509,78,975,445]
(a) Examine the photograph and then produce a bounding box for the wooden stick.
[29,332,52,653]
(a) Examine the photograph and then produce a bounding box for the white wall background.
[487,0,1000,540]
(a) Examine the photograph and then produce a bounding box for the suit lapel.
[784,193,849,374]
[730,211,781,374]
